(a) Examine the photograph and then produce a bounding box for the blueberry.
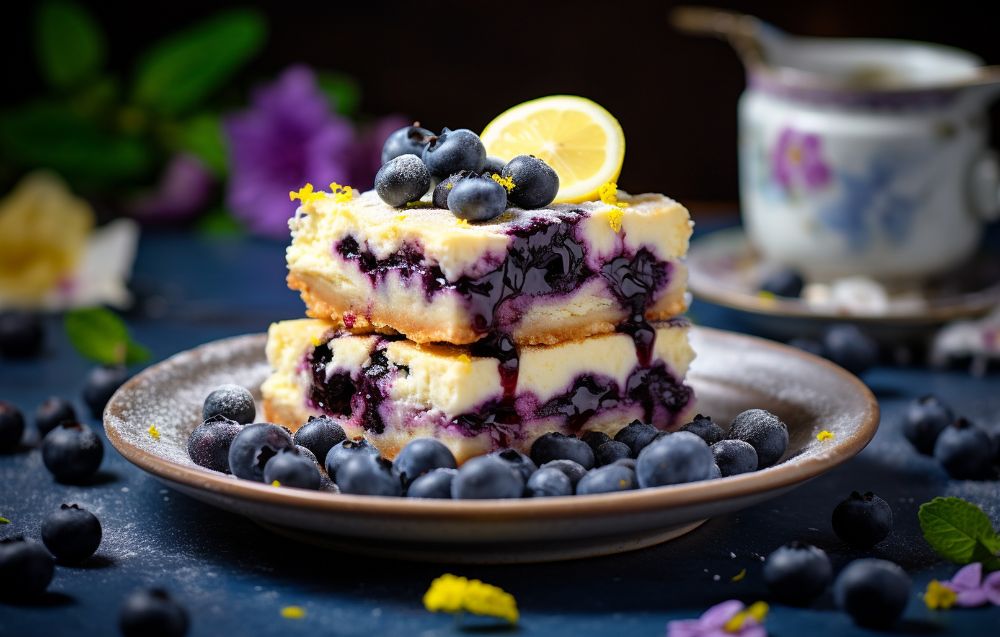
[788,337,826,358]
[451,455,524,499]
[34,396,77,438]
[202,384,255,425]
[83,365,130,418]
[481,155,506,177]
[834,559,910,629]
[374,154,432,207]
[502,155,559,209]
[822,324,879,375]
[902,395,953,455]
[119,588,190,637]
[679,414,724,445]
[525,467,573,497]
[763,541,833,605]
[0,537,55,598]
[708,463,722,479]
[614,420,660,456]
[422,128,486,178]
[531,432,595,469]
[263,448,322,490]
[432,170,471,209]
[337,454,402,496]
[711,439,758,477]
[42,422,103,483]
[760,267,804,298]
[933,417,993,479]
[324,437,380,481]
[227,423,293,482]
[595,440,632,466]
[407,468,457,499]
[832,491,893,548]
[293,416,346,464]
[381,124,434,164]
[727,409,788,468]
[541,459,588,486]
[0,311,44,359]
[187,416,242,473]
[580,430,611,451]
[636,431,713,488]
[490,448,537,483]
[393,438,457,486]
[0,401,25,453]
[41,503,102,564]
[447,176,507,222]
[577,464,638,495]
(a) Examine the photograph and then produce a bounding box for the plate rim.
[104,327,879,521]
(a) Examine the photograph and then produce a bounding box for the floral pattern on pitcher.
[771,128,832,194]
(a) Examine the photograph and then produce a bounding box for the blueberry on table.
[227,423,293,482]
[447,176,508,222]
[293,415,346,464]
[576,464,638,495]
[636,431,714,488]
[595,440,632,466]
[531,432,595,469]
[432,171,470,209]
[202,384,256,425]
[263,448,322,490]
[187,416,243,473]
[0,401,25,453]
[933,417,994,480]
[421,128,487,178]
[490,448,537,483]
[711,439,758,477]
[822,324,879,375]
[34,396,77,437]
[0,537,55,598]
[324,437,379,482]
[0,311,44,359]
[451,455,524,499]
[393,438,457,486]
[336,454,402,497]
[119,588,190,637]
[727,409,788,468]
[41,503,102,564]
[407,468,457,499]
[580,430,611,451]
[760,267,804,298]
[902,395,954,455]
[381,124,434,164]
[832,491,893,548]
[679,414,724,445]
[541,459,588,486]
[82,365,130,418]
[525,467,573,497]
[834,559,910,629]
[787,337,826,358]
[614,420,660,456]
[763,541,832,605]
[502,155,559,209]
[42,422,104,483]
[375,154,432,207]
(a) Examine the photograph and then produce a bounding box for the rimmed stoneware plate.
[689,228,1000,343]
[105,327,878,564]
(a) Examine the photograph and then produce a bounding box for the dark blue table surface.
[2,228,999,637]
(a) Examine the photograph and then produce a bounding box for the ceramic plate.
[688,228,1000,342]
[104,327,878,564]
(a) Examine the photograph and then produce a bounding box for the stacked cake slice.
[261,189,696,462]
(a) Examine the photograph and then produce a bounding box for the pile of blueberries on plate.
[373,123,559,221]
[188,385,792,498]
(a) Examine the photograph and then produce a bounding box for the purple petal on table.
[700,600,745,628]
[948,562,983,590]
[982,570,1000,606]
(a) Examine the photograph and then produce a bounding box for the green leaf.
[132,9,266,115]
[35,1,106,90]
[177,114,227,176]
[918,497,1000,569]
[64,308,151,366]
[317,71,360,117]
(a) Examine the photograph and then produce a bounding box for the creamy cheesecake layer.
[261,319,696,462]
[287,190,692,345]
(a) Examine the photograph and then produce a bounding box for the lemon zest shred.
[598,182,628,232]
[423,574,519,624]
[147,424,160,440]
[0,516,10,524]
[281,606,306,619]
[608,207,624,233]
[924,580,956,610]
[757,290,777,302]
[456,354,472,364]
[455,218,471,228]
[328,182,354,202]
[271,480,282,487]
[730,568,747,582]
[491,173,515,192]
[723,601,768,632]
[816,430,835,442]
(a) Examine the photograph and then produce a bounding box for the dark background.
[2,0,998,204]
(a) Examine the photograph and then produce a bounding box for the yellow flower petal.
[280,606,306,619]
[924,580,956,610]
[423,574,519,624]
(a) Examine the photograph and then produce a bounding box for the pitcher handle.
[970,150,1000,221]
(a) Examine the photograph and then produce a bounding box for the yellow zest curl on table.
[816,430,835,442]
[280,606,306,619]
[923,580,956,610]
[423,574,519,624]
[723,601,768,632]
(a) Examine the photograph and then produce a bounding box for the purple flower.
[771,128,831,192]
[126,154,215,223]
[941,563,1000,607]
[666,600,768,637]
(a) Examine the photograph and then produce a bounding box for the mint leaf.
[919,497,1000,570]
[35,1,106,90]
[132,9,266,116]
[64,308,151,366]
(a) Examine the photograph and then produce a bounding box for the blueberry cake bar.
[286,190,692,346]
[261,318,695,462]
